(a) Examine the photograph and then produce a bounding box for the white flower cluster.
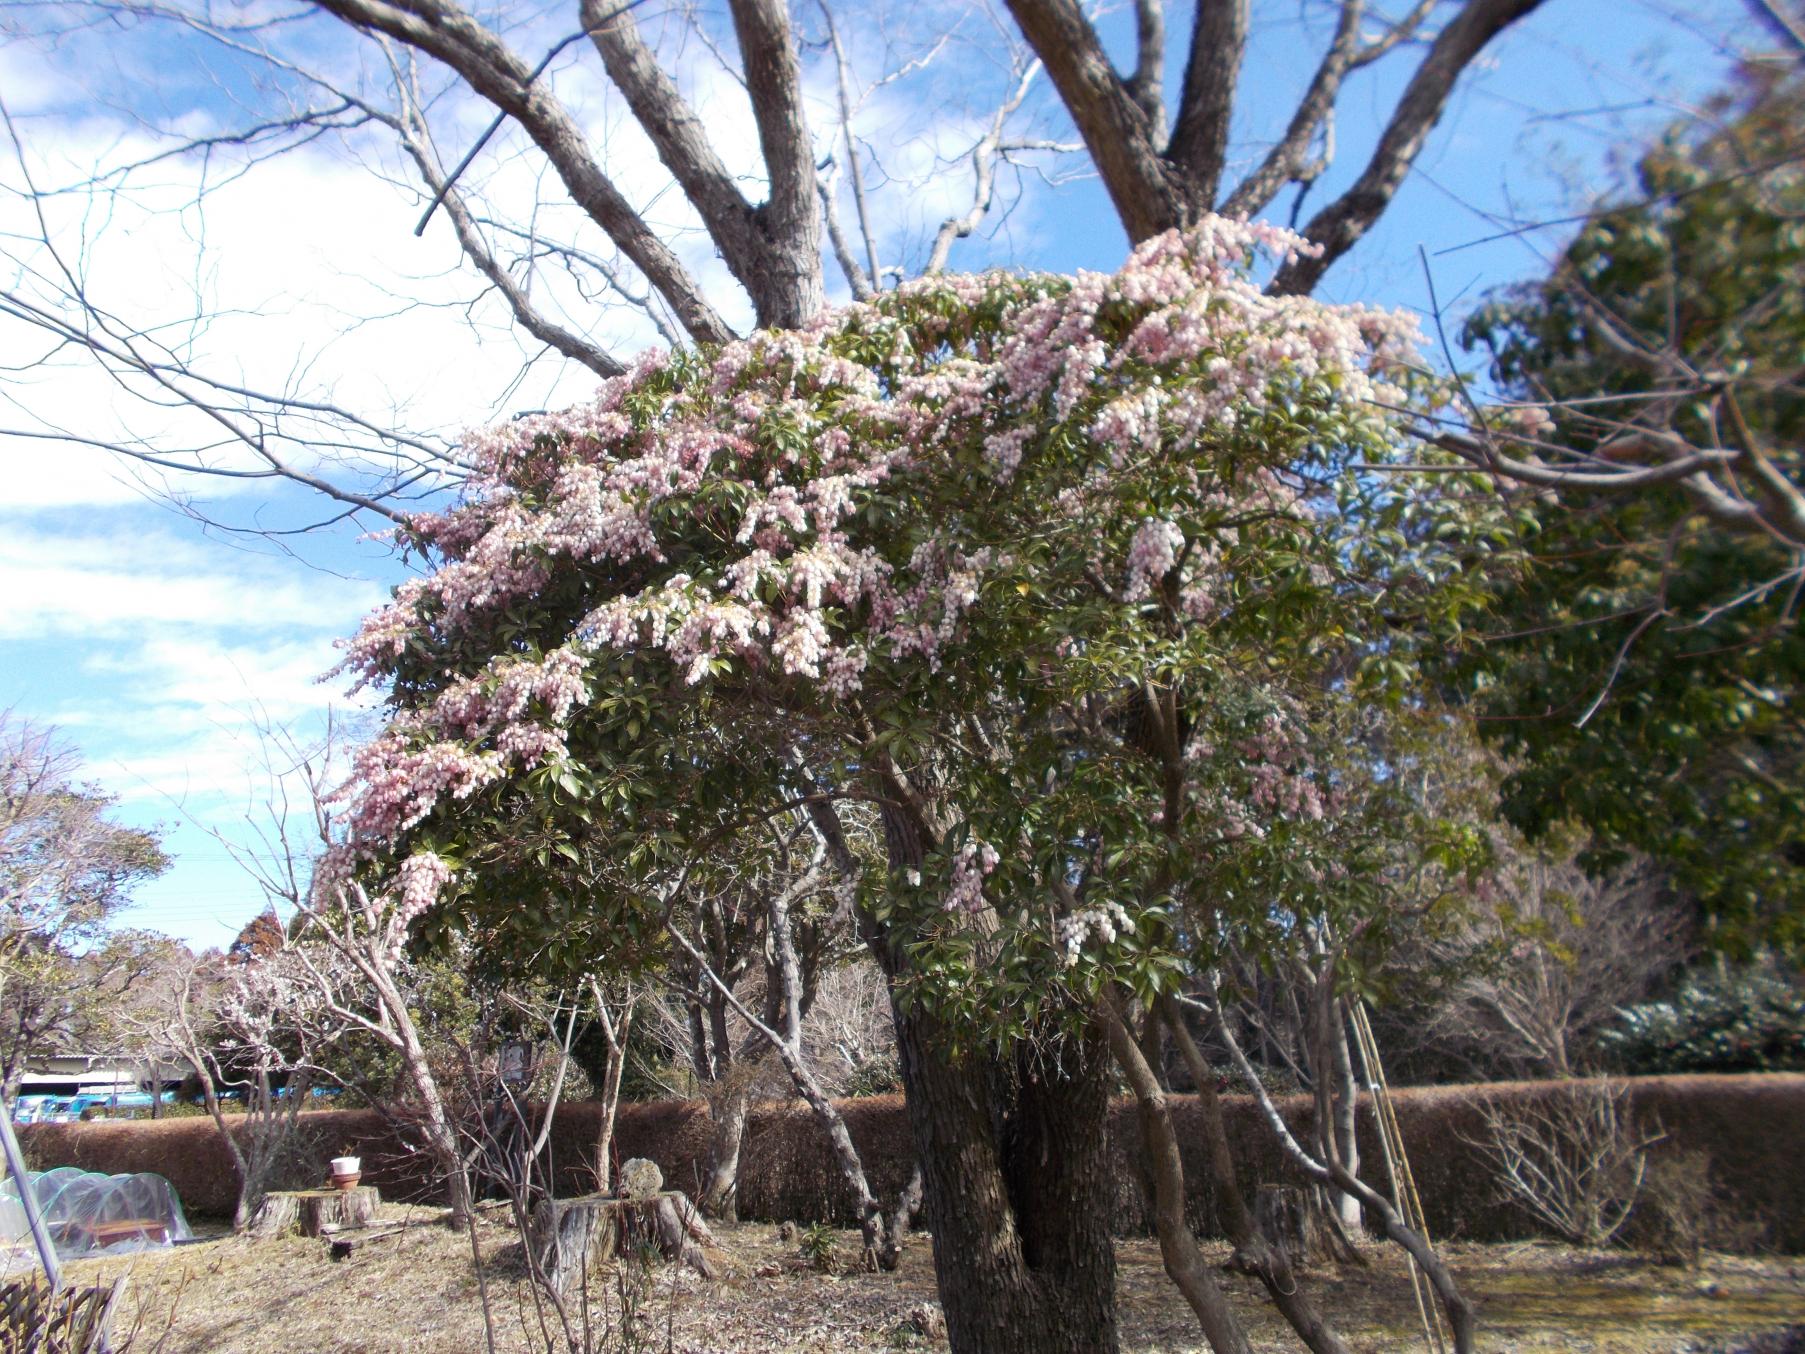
[1056,902,1135,968]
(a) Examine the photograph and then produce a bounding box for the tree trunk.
[366,958,472,1232]
[698,1087,749,1221]
[1327,1002,1362,1232]
[588,989,633,1194]
[889,997,1119,1354]
[189,1066,256,1235]
[1103,1001,1254,1354]
[1163,1001,1355,1354]
[815,770,1118,1351]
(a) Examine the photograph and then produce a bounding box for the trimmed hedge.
[22,1074,1804,1250]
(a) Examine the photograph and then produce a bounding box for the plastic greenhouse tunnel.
[0,1167,193,1259]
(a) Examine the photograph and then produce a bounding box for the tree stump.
[1254,1185,1333,1269]
[248,1187,380,1239]
[529,1190,722,1293]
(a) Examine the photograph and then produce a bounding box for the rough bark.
[530,1190,721,1293]
[249,1186,380,1239]
[1166,0,1248,200]
[1002,0,1185,241]
[886,992,1120,1354]
[1254,1186,1335,1268]
[724,0,825,327]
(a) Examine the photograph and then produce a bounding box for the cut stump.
[530,1190,722,1293]
[249,1187,380,1239]
[1254,1184,1337,1269]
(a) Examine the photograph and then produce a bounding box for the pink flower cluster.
[1124,519,1184,600]
[388,851,453,961]
[943,839,1000,914]
[1187,705,1333,841]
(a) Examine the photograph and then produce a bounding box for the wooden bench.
[62,1219,169,1249]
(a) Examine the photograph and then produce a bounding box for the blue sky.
[0,0,1767,950]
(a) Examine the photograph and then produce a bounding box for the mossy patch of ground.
[64,1207,1805,1353]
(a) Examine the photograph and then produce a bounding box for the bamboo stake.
[0,1108,59,1291]
[1348,999,1447,1354]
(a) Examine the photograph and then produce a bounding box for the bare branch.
[1165,0,1249,202]
[1219,0,1366,220]
[925,61,1050,274]
[385,49,626,379]
[580,0,769,311]
[819,165,877,300]
[725,0,826,326]
[1273,0,1548,296]
[819,2,884,294]
[312,0,734,344]
[1002,0,1182,242]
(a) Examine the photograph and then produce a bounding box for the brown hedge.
[23,1074,1804,1250]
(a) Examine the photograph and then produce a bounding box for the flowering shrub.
[330,218,1488,1015]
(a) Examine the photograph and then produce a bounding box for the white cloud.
[0,524,381,639]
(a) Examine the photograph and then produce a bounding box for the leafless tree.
[1419,854,1692,1079]
[125,943,343,1231]
[1471,1078,1664,1246]
[798,955,897,1098]
[180,716,479,1230]
[664,814,921,1270]
[0,0,1574,540]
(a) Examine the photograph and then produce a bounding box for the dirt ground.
[61,1205,1805,1354]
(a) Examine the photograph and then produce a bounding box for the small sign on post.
[498,1040,533,1091]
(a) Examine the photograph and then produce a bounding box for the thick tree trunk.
[890,997,1119,1354]
[699,1087,749,1221]
[249,1186,380,1238]
[820,771,1118,1351]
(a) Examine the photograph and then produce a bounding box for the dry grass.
[64,1205,1805,1354]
